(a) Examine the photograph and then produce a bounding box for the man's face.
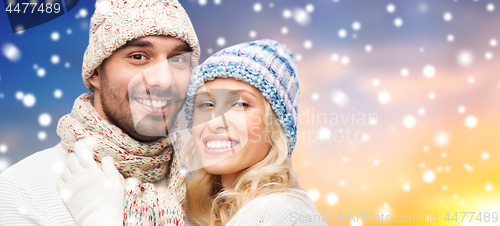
[91,35,193,142]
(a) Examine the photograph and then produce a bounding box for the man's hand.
[56,140,125,226]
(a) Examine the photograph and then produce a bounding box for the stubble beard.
[99,71,178,142]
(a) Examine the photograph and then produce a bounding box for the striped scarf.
[57,93,186,226]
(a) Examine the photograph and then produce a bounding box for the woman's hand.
[56,140,125,226]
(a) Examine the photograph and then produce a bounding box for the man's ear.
[88,66,102,90]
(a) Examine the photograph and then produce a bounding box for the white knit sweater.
[225,193,326,226]
[0,143,168,226]
[0,144,324,226]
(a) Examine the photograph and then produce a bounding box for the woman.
[59,39,325,226]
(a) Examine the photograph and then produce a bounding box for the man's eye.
[197,102,214,108]
[169,56,187,63]
[130,54,147,60]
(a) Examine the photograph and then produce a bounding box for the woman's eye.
[130,54,147,60]
[233,102,249,108]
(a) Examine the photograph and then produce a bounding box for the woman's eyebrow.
[233,89,258,98]
[197,89,258,98]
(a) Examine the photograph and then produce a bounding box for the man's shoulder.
[0,143,68,181]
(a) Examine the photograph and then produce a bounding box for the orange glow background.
[1,1,499,225]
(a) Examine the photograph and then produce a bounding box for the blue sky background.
[1,0,500,224]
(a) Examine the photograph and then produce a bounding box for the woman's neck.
[221,171,241,189]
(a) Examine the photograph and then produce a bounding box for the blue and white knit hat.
[184,39,299,155]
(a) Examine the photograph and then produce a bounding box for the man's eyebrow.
[174,43,192,52]
[116,39,192,52]
[118,39,154,50]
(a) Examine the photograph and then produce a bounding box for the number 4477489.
[444,212,498,223]
[5,3,61,14]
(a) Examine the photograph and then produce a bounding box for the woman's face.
[192,78,269,176]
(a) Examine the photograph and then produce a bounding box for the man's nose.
[142,59,174,89]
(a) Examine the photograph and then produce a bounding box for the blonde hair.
[185,98,303,226]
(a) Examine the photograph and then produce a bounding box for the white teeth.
[206,140,237,149]
[137,98,168,109]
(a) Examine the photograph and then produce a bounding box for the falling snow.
[331,89,349,107]
[423,170,436,183]
[443,12,453,22]
[434,131,449,147]
[283,9,292,19]
[447,34,455,42]
[51,32,60,41]
[54,89,63,99]
[422,65,436,78]
[386,4,396,13]
[490,38,498,47]
[0,144,7,154]
[51,55,60,64]
[308,189,320,202]
[216,37,226,47]
[352,21,361,31]
[23,94,36,108]
[38,131,47,140]
[305,4,314,13]
[458,105,466,114]
[394,18,403,27]
[464,115,477,128]
[401,68,409,77]
[281,27,288,35]
[428,92,436,100]
[403,115,416,128]
[338,29,347,38]
[378,91,391,104]
[37,68,46,77]
[303,40,313,49]
[326,192,339,205]
[481,152,489,160]
[253,3,262,12]
[39,113,52,127]
[457,50,474,67]
[2,43,21,62]
[403,182,411,192]
[293,8,310,26]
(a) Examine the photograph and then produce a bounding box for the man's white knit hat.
[82,0,200,91]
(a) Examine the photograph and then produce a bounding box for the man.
[0,0,200,225]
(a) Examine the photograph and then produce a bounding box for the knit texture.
[184,39,299,155]
[82,0,200,91]
[0,143,172,226]
[56,93,186,226]
[226,193,326,226]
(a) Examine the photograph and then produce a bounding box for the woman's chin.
[202,160,232,175]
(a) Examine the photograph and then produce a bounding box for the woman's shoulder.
[227,192,326,226]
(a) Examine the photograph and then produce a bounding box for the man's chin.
[134,123,168,136]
